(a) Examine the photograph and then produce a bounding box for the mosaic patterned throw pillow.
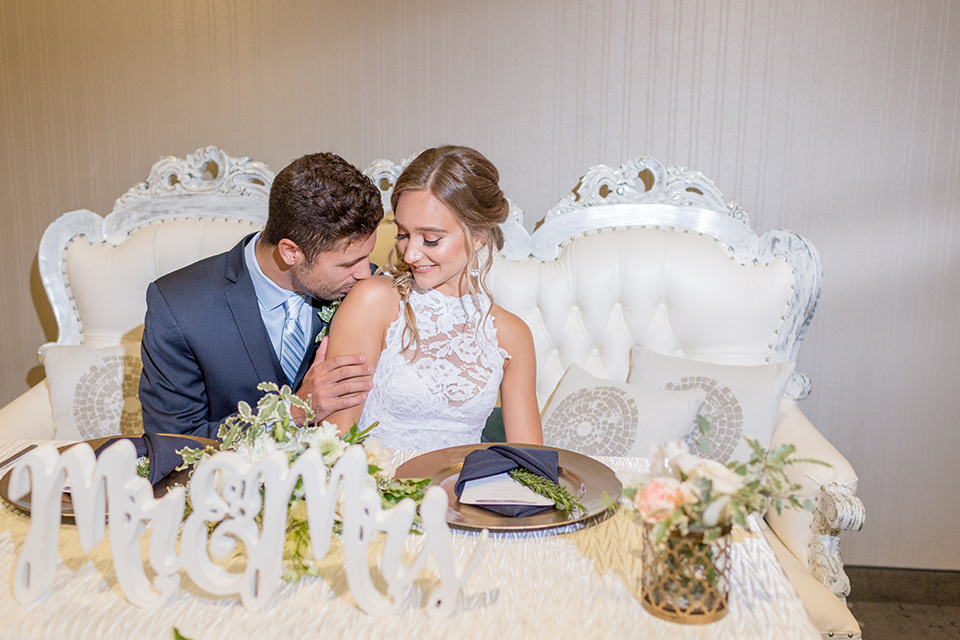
[627,347,795,464]
[540,364,706,457]
[41,343,144,441]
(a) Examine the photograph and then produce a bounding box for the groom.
[139,152,383,439]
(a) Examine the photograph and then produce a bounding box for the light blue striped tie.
[280,294,307,384]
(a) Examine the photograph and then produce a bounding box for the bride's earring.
[469,255,481,278]
[470,238,484,278]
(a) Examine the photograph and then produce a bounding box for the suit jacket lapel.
[224,235,287,386]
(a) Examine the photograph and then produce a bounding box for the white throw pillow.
[541,364,706,457]
[627,347,795,463]
[41,343,144,441]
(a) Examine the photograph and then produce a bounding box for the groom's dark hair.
[265,152,383,262]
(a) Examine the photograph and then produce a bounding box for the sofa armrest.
[760,522,862,638]
[809,483,866,601]
[764,398,864,601]
[0,381,56,440]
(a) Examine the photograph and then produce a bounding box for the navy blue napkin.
[94,434,205,486]
[454,445,560,517]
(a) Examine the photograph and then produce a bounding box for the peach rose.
[635,478,684,522]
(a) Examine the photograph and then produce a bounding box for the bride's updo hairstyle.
[388,145,509,354]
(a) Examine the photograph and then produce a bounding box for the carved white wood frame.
[810,483,867,602]
[38,147,273,348]
[40,148,821,399]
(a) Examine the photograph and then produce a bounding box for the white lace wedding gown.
[360,286,509,451]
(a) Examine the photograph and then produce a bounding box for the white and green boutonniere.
[315,298,342,343]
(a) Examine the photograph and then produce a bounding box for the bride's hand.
[292,336,374,424]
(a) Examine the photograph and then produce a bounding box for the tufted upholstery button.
[613,303,622,311]
[657,303,666,312]
[675,348,685,357]
[591,348,599,356]
[551,349,559,357]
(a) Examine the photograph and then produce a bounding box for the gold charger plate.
[0,435,217,521]
[395,443,622,532]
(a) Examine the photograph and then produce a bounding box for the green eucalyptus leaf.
[695,477,713,502]
[747,437,765,458]
[734,509,747,528]
[698,437,712,456]
[770,444,795,464]
[696,414,713,435]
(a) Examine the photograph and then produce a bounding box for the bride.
[323,146,543,451]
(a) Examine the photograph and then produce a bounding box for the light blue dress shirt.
[243,232,314,361]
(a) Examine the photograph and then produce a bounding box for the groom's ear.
[277,238,302,267]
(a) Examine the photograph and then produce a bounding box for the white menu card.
[458,472,554,506]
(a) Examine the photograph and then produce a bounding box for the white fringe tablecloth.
[0,440,818,640]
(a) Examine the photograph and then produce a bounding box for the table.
[0,440,818,639]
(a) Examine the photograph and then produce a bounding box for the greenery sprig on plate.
[508,467,586,514]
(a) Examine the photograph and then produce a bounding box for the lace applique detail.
[360,287,508,452]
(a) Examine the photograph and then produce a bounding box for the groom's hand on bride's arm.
[291,336,374,424]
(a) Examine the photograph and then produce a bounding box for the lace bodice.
[360,286,509,451]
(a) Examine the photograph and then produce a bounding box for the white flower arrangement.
[296,421,349,466]
[179,382,429,581]
[619,418,828,547]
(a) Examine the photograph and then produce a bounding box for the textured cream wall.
[1,0,958,570]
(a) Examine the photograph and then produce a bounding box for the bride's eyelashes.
[395,232,441,247]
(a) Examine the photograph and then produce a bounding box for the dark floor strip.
[846,565,960,607]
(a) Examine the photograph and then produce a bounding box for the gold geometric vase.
[641,522,731,624]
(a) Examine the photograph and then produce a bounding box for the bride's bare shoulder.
[489,304,533,339]
[333,276,401,328]
[343,275,400,305]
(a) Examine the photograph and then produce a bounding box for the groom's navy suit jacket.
[139,234,324,439]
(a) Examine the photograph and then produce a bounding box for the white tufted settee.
[0,147,863,637]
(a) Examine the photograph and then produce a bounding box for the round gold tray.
[395,443,621,532]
